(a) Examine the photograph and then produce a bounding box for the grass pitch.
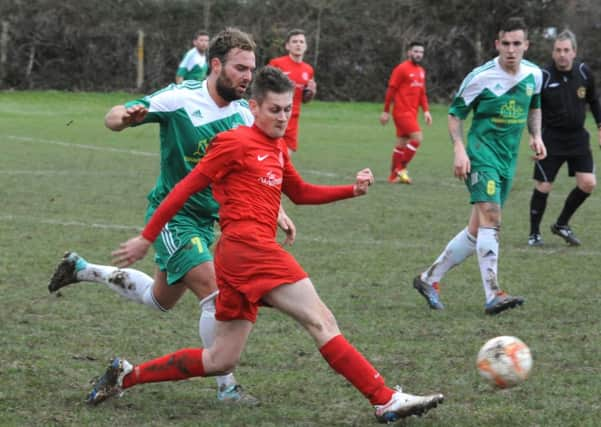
[1,91,600,426]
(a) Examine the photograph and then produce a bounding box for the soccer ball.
[476,336,533,388]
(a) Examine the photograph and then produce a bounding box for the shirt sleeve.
[195,132,245,182]
[448,72,477,119]
[141,167,211,242]
[383,66,401,112]
[583,64,601,126]
[124,84,182,125]
[420,73,430,112]
[282,158,355,204]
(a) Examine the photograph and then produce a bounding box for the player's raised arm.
[104,104,148,131]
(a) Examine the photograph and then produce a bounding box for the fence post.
[136,29,144,89]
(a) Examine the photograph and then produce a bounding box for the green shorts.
[465,167,513,207]
[145,206,216,285]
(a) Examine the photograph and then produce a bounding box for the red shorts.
[214,234,308,322]
[283,115,300,151]
[392,112,420,137]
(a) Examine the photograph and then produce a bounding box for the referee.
[528,30,601,246]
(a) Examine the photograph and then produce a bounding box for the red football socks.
[391,146,404,173]
[391,139,421,173]
[401,139,421,165]
[122,348,205,389]
[320,335,394,405]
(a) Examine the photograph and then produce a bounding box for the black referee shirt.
[541,61,601,153]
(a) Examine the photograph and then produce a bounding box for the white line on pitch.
[0,170,151,176]
[4,135,157,157]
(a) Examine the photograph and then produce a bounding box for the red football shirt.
[142,125,354,243]
[384,60,429,117]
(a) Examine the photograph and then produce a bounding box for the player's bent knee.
[579,181,596,193]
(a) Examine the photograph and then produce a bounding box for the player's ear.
[249,98,259,116]
[210,57,222,74]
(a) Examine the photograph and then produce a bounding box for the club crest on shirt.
[279,151,284,167]
[302,71,309,81]
[525,83,534,97]
[577,86,586,99]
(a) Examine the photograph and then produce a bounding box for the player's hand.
[353,168,374,196]
[424,111,433,126]
[123,104,148,126]
[379,112,389,126]
[112,235,152,267]
[529,137,547,161]
[453,143,470,180]
[277,209,296,246]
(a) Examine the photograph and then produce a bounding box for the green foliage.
[2,1,600,101]
[1,91,600,426]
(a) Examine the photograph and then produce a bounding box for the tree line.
[1,0,599,102]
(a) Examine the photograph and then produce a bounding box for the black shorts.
[533,150,595,182]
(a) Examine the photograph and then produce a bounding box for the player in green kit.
[412,17,547,315]
[48,28,295,403]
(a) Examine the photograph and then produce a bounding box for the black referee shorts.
[533,150,595,182]
[534,128,595,182]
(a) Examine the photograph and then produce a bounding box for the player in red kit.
[380,41,432,184]
[269,29,316,154]
[86,67,443,423]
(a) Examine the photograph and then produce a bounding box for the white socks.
[76,263,165,311]
[198,292,236,390]
[422,228,476,284]
[476,227,500,303]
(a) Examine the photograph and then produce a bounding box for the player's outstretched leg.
[48,252,87,292]
[86,357,133,405]
[374,386,444,423]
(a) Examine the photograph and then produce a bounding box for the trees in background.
[1,0,599,102]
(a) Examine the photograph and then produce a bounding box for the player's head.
[552,30,577,71]
[407,41,424,64]
[495,17,529,71]
[207,28,256,103]
[285,29,307,59]
[193,30,210,53]
[249,66,294,138]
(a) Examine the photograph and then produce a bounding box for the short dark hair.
[251,66,295,104]
[207,27,256,74]
[555,29,577,51]
[408,41,424,49]
[195,30,209,39]
[499,17,528,39]
[285,29,305,43]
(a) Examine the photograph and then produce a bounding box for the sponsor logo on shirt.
[492,99,526,124]
[258,170,283,187]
